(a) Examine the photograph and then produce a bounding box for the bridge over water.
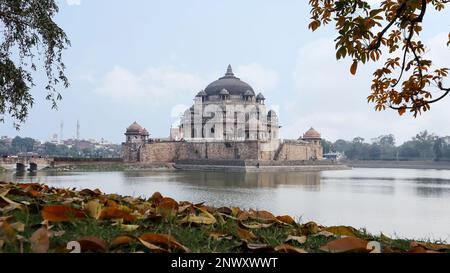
[0,156,54,172]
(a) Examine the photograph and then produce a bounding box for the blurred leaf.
[139,233,190,253]
[99,207,136,222]
[320,237,369,253]
[30,227,49,253]
[41,205,85,222]
[78,236,108,253]
[324,226,360,237]
[285,235,307,244]
[275,244,308,253]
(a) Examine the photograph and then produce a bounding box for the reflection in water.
[1,168,450,241]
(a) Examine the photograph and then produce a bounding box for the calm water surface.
[1,168,450,241]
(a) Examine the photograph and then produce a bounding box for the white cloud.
[94,65,206,104]
[66,0,81,6]
[235,63,279,93]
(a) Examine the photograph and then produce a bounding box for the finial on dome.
[225,64,234,77]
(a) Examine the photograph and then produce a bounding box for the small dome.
[126,122,144,132]
[303,127,321,139]
[256,93,265,100]
[219,88,230,95]
[267,110,277,118]
[126,122,148,135]
[244,90,255,96]
[196,90,207,97]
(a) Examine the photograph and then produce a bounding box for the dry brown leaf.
[155,197,179,217]
[110,235,136,247]
[410,241,450,251]
[276,215,296,225]
[30,227,49,253]
[209,232,233,241]
[41,205,86,222]
[320,237,369,253]
[236,211,250,221]
[99,207,136,222]
[236,227,256,241]
[149,192,163,204]
[0,221,16,241]
[249,210,276,222]
[78,236,108,253]
[139,233,190,253]
[324,226,360,237]
[10,222,25,233]
[275,244,308,253]
[300,221,319,235]
[245,243,274,252]
[216,207,232,215]
[285,235,307,244]
[137,237,169,253]
[407,246,440,253]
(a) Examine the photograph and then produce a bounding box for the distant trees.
[326,130,450,161]
[0,136,121,158]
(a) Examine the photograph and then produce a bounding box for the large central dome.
[204,65,254,96]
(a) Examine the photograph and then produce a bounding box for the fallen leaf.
[217,207,232,215]
[99,207,136,222]
[320,237,369,253]
[155,197,178,217]
[111,235,136,247]
[139,233,190,253]
[0,221,16,241]
[78,236,108,252]
[410,241,450,251]
[10,222,25,233]
[236,227,256,241]
[240,222,273,229]
[149,192,163,204]
[120,224,140,232]
[30,227,49,253]
[41,205,85,222]
[178,207,216,225]
[84,199,103,219]
[245,243,274,252]
[209,232,233,241]
[276,215,296,225]
[285,235,307,244]
[313,231,335,238]
[300,221,319,235]
[407,246,440,253]
[275,244,307,253]
[249,210,276,222]
[324,226,360,237]
[137,237,169,253]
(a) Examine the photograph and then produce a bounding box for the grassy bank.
[0,181,449,253]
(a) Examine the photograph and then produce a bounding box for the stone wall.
[275,141,323,161]
[123,139,322,163]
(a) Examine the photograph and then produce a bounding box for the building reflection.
[121,170,322,190]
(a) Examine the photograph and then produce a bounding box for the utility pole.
[76,120,80,140]
[60,122,64,144]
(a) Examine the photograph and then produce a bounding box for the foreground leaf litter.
[0,181,449,253]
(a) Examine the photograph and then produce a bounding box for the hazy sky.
[1,0,449,144]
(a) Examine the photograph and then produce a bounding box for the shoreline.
[344,160,450,170]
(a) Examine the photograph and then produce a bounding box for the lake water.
[1,168,450,241]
